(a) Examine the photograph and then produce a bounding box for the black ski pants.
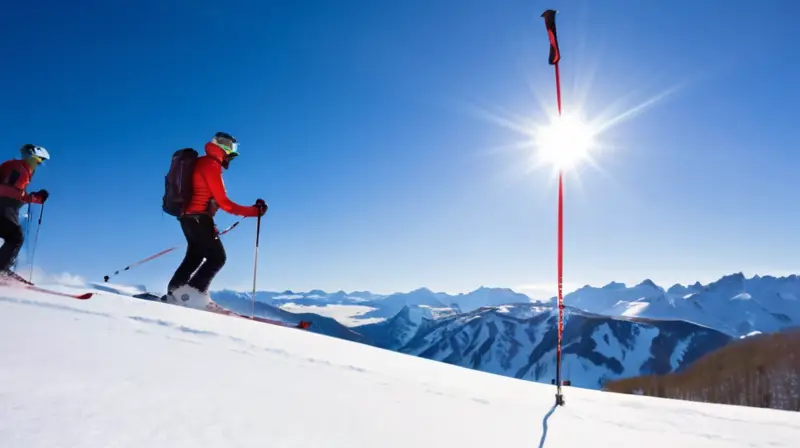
[167,214,226,294]
[0,206,23,273]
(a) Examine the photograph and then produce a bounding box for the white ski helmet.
[212,132,238,155]
[20,144,50,161]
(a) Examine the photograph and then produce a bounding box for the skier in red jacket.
[165,132,267,309]
[0,144,50,277]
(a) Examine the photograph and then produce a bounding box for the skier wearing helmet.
[0,144,50,276]
[164,132,267,309]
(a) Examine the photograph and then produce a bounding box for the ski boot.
[169,285,212,310]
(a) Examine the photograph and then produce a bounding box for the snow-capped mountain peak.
[354,303,458,350]
[602,281,627,290]
[385,302,732,389]
[636,279,660,289]
[563,273,800,338]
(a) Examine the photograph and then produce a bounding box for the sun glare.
[468,70,679,181]
[533,112,597,171]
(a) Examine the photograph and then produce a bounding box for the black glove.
[35,189,49,203]
[254,199,268,216]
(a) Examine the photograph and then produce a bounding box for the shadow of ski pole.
[538,404,558,448]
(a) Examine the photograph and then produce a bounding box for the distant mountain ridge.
[560,273,800,338]
[211,273,800,338]
[354,303,733,389]
[211,285,532,325]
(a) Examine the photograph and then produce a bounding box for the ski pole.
[26,203,32,242]
[28,203,44,283]
[13,204,33,272]
[541,8,566,407]
[103,217,245,282]
[251,213,262,319]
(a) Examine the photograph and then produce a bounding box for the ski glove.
[254,199,268,216]
[29,189,49,204]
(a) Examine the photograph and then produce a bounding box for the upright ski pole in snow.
[28,203,45,283]
[251,214,262,319]
[541,8,566,407]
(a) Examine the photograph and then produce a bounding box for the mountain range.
[212,285,529,319]
[561,273,800,338]
[354,303,733,388]
[212,272,800,339]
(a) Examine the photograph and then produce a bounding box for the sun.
[532,112,598,171]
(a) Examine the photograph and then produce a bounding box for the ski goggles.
[212,133,239,159]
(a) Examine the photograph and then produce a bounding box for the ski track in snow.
[1,285,799,447]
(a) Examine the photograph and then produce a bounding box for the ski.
[0,275,93,300]
[137,291,311,330]
[206,301,311,330]
[22,284,93,300]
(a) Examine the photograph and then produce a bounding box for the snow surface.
[87,281,148,296]
[1,284,799,447]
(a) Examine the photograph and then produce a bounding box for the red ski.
[206,301,311,330]
[0,273,93,300]
[21,284,93,300]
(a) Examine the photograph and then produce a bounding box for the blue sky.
[2,0,799,297]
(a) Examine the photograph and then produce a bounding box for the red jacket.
[184,142,260,217]
[0,159,45,205]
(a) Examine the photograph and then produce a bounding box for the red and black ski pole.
[541,8,566,407]
[103,217,245,282]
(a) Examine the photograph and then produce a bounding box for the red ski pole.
[541,8,566,407]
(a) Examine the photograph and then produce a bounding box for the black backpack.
[162,148,199,217]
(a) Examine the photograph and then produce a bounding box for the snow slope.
[2,284,798,447]
[87,281,150,297]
